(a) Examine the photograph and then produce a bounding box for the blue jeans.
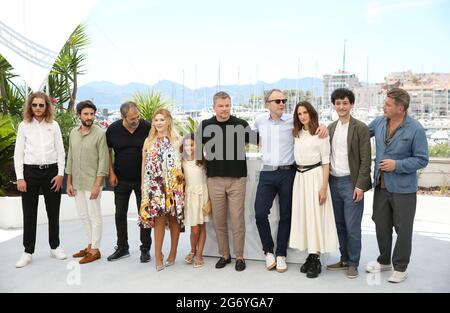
[254,169,296,257]
[329,175,364,267]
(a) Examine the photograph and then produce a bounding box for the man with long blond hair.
[14,91,67,268]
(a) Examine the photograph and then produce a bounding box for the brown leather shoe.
[73,248,89,258]
[79,251,101,264]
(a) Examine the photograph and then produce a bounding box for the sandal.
[193,256,204,268]
[155,253,165,271]
[184,252,195,264]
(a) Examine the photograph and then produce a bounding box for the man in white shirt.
[13,92,67,268]
[254,89,329,273]
[254,89,296,273]
[326,88,372,279]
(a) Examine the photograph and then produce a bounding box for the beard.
[81,120,93,127]
[129,121,139,129]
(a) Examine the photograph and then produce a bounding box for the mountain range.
[77,78,323,110]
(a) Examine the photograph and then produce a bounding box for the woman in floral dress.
[138,109,185,271]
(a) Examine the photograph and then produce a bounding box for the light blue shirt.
[255,113,295,166]
[369,115,429,193]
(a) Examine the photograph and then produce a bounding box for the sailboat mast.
[366,57,370,112]
[237,66,241,106]
[217,61,221,91]
[194,64,197,113]
[296,58,300,104]
[182,69,185,112]
[343,39,347,73]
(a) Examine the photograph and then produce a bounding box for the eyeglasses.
[268,99,287,104]
[31,103,45,108]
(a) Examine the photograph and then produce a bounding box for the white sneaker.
[16,253,32,268]
[276,256,288,273]
[388,271,408,283]
[50,247,67,260]
[265,253,276,270]
[365,261,392,273]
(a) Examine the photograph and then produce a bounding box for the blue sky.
[79,0,450,88]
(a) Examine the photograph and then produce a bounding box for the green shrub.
[429,143,450,158]
[0,114,17,195]
[54,105,78,153]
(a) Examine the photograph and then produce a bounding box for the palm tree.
[1,24,89,114]
[175,116,199,137]
[0,56,11,114]
[49,24,90,111]
[0,55,24,116]
[133,90,173,122]
[0,115,17,195]
[0,24,89,195]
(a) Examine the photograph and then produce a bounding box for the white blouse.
[294,129,330,166]
[14,118,66,180]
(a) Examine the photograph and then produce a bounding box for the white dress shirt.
[330,120,351,177]
[14,118,66,180]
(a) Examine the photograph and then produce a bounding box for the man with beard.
[66,100,109,264]
[106,102,152,263]
[366,88,428,283]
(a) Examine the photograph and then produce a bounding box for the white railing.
[1,157,448,230]
[1,158,449,262]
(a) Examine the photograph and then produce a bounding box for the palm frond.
[133,90,173,122]
[175,116,199,137]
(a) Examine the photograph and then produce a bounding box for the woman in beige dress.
[289,101,339,278]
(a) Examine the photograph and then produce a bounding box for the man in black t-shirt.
[106,101,152,263]
[196,91,258,272]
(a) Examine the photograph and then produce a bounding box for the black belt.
[295,162,322,173]
[262,164,295,171]
[24,163,57,170]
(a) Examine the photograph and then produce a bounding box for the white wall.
[1,157,448,262]
[0,192,137,229]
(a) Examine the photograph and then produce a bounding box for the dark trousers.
[114,180,152,251]
[254,169,296,257]
[21,166,61,254]
[373,187,417,272]
[329,175,364,267]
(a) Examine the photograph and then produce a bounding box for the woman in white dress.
[180,133,211,268]
[289,101,339,278]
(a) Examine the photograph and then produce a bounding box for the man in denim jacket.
[366,88,429,283]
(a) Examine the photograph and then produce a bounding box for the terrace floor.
[1,191,449,293]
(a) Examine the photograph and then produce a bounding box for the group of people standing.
[13,87,428,284]
[253,87,428,282]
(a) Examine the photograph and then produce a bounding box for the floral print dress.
[138,136,185,229]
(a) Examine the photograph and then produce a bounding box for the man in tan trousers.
[196,91,257,271]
